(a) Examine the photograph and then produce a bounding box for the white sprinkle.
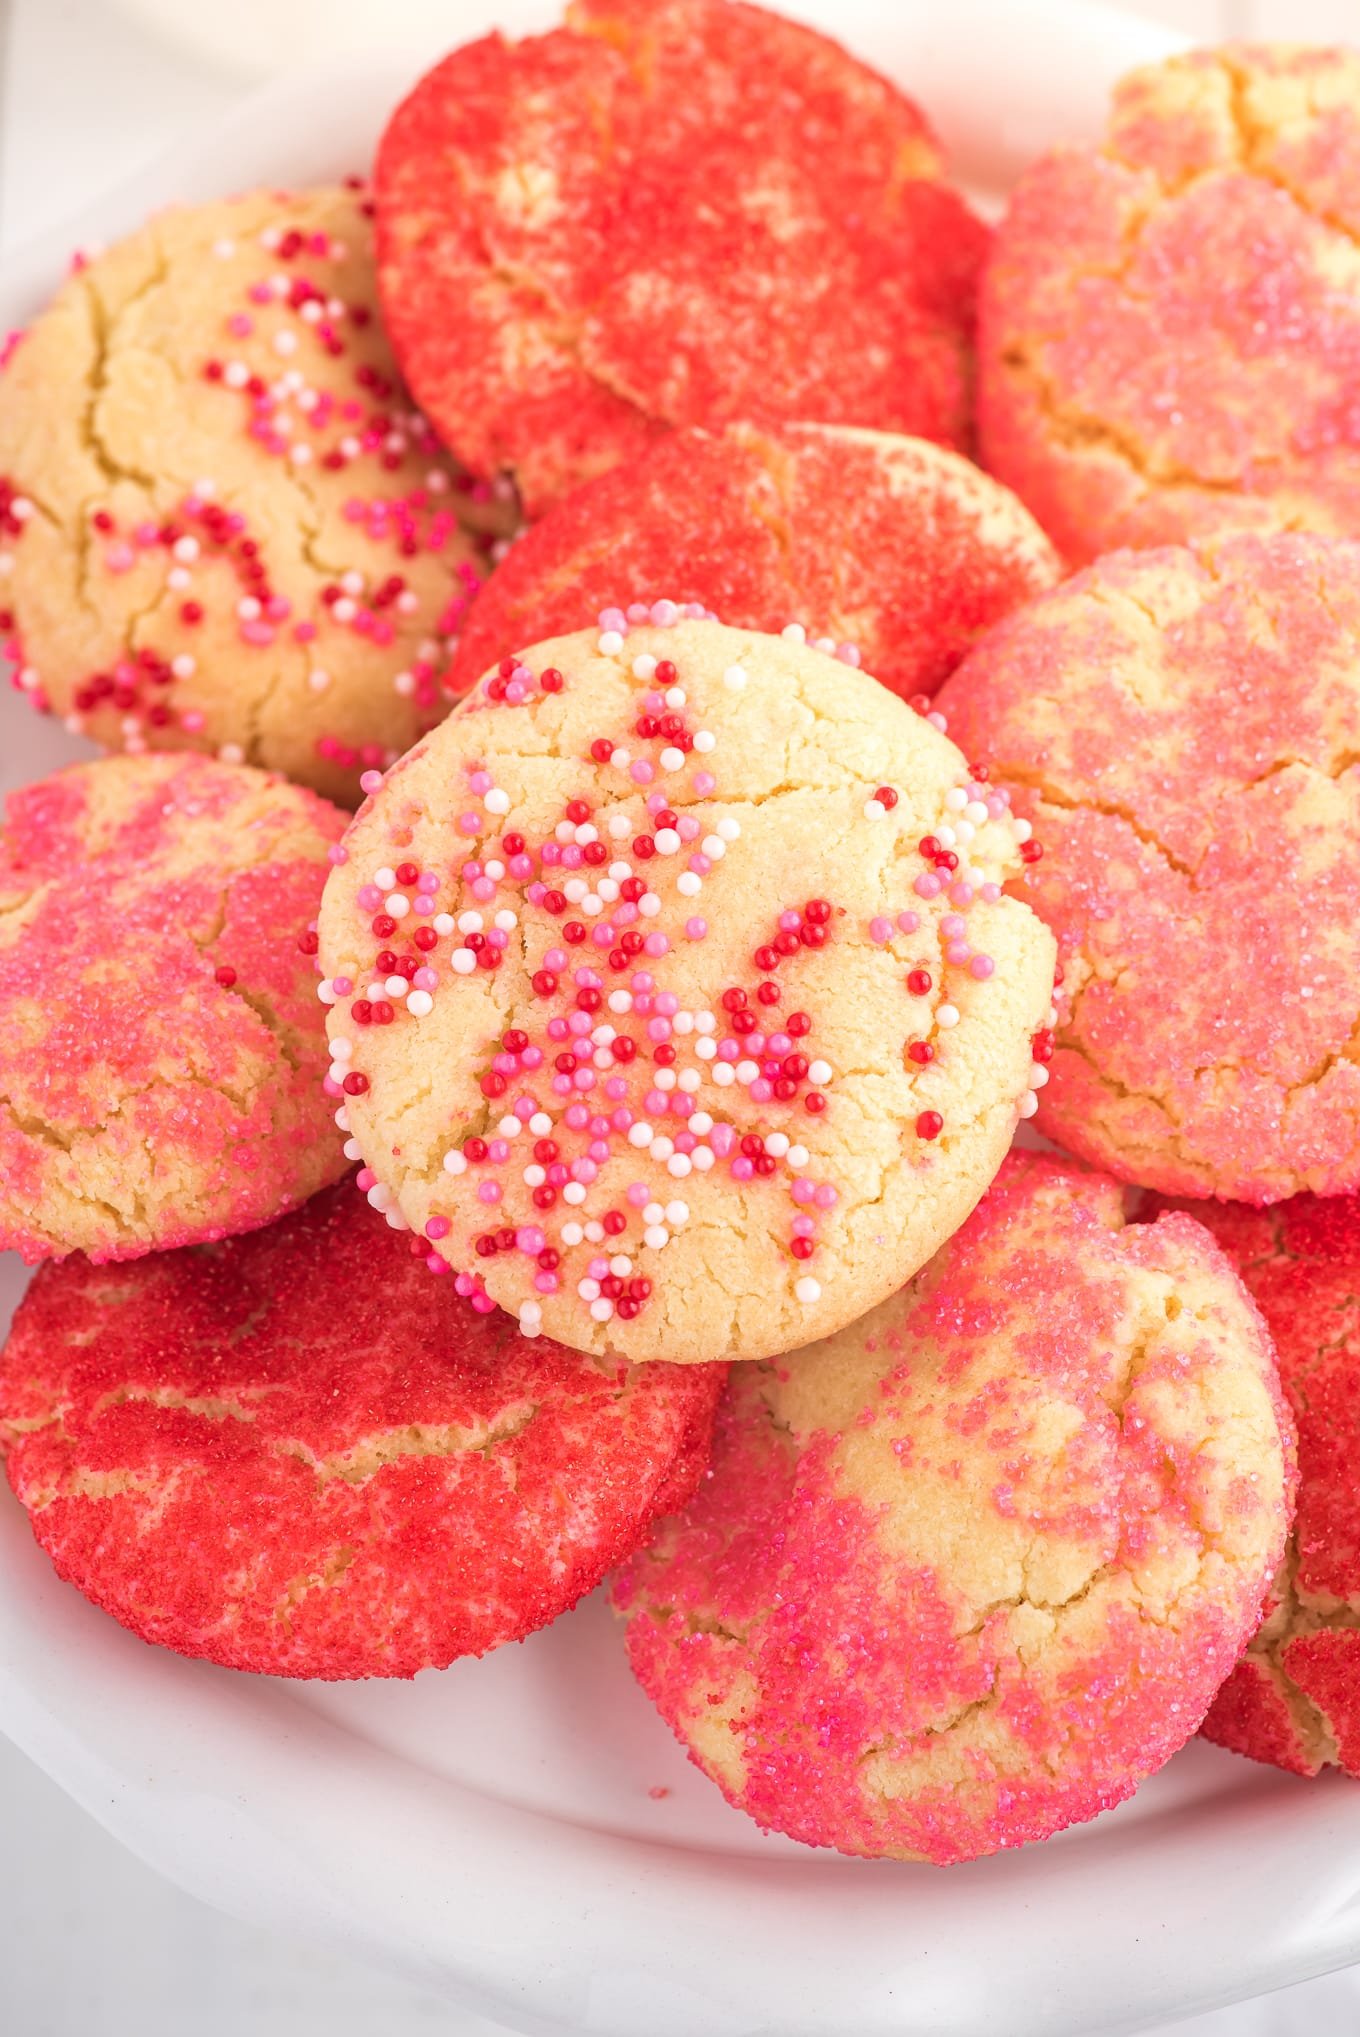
[582,895,603,917]
[384,975,409,1000]
[434,913,455,937]
[782,623,807,644]
[494,908,518,932]
[219,743,244,764]
[677,1068,701,1093]
[1018,1090,1040,1119]
[716,818,741,842]
[667,1153,692,1177]
[590,1298,615,1323]
[343,1137,363,1161]
[223,361,249,389]
[457,911,483,932]
[692,1146,715,1172]
[632,654,657,679]
[1030,1063,1050,1089]
[610,1255,632,1279]
[406,989,434,1018]
[484,788,511,815]
[289,444,313,466]
[171,654,196,680]
[659,747,684,772]
[693,729,716,753]
[736,1060,759,1085]
[563,1182,587,1205]
[638,892,661,917]
[644,1224,670,1250]
[1014,818,1033,843]
[643,1201,666,1226]
[598,630,624,655]
[172,535,200,564]
[864,799,887,821]
[237,596,262,621]
[331,1038,353,1061]
[484,861,506,880]
[701,835,726,861]
[937,825,957,850]
[628,1122,654,1148]
[654,1068,677,1092]
[334,1107,350,1131]
[451,950,477,975]
[584,1221,605,1244]
[808,1060,832,1085]
[787,1144,809,1169]
[654,828,680,855]
[611,748,632,770]
[795,1276,822,1304]
[608,991,633,1014]
[965,800,990,826]
[723,664,748,691]
[497,1117,522,1138]
[672,1010,694,1034]
[273,329,298,356]
[664,686,686,709]
[712,1062,734,1085]
[694,1011,716,1034]
[765,1132,790,1158]
[608,815,632,839]
[665,1200,690,1226]
[385,893,410,919]
[937,1003,960,1029]
[946,788,968,812]
[374,866,397,890]
[212,237,237,258]
[167,567,191,591]
[332,597,357,624]
[650,1136,675,1162]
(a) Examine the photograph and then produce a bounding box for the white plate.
[7,6,1357,2034]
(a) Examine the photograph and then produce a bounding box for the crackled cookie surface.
[0,185,498,804]
[317,615,1055,1365]
[0,1179,726,1678]
[613,1151,1294,1864]
[445,425,1060,701]
[936,533,1360,1202]
[0,752,347,1263]
[375,0,988,517]
[1149,1193,1360,1778]
[982,44,1360,561]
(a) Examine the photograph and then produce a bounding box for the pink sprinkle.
[294,620,318,643]
[675,1130,697,1153]
[767,1033,791,1056]
[572,1159,598,1184]
[544,948,567,971]
[478,1182,502,1204]
[520,1046,544,1070]
[644,933,669,957]
[685,917,707,941]
[710,1124,736,1158]
[241,621,275,647]
[472,1293,497,1313]
[488,1140,510,1162]
[356,1168,376,1191]
[749,1080,773,1103]
[792,1214,815,1237]
[778,911,801,932]
[515,1097,537,1120]
[425,1216,451,1240]
[896,910,919,934]
[551,1074,573,1095]
[104,542,135,573]
[947,942,971,965]
[677,816,701,841]
[628,1182,651,1207]
[564,1103,590,1130]
[717,1039,739,1062]
[588,1139,610,1161]
[671,1092,694,1117]
[426,1255,448,1276]
[631,760,655,784]
[693,771,716,796]
[517,1225,546,1255]
[730,1156,755,1181]
[469,770,492,795]
[606,1086,630,1109]
[981,882,1001,903]
[814,1184,838,1209]
[359,771,383,795]
[534,1271,559,1293]
[950,883,974,907]
[322,1075,343,1098]
[472,877,496,901]
[970,954,995,979]
[869,916,893,943]
[914,873,942,899]
[547,1017,570,1041]
[645,1088,668,1114]
[792,1178,815,1204]
[332,976,353,997]
[356,884,382,910]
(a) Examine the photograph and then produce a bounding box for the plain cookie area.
[0,1179,726,1679]
[318,618,1055,1366]
[445,424,1060,700]
[0,185,495,805]
[613,1150,1294,1865]
[981,44,1360,562]
[375,0,988,517]
[0,751,347,1264]
[936,532,1360,1202]
[1148,1193,1360,1779]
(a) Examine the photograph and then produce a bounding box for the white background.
[4,0,1360,2032]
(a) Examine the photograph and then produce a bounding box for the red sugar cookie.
[1147,1193,1360,1778]
[935,531,1360,1203]
[0,752,347,1263]
[376,0,988,517]
[981,45,1360,562]
[613,1151,1293,1863]
[0,1179,726,1679]
[444,425,1060,701]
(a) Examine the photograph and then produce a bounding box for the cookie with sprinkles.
[0,752,347,1263]
[316,614,1056,1366]
[375,0,988,517]
[444,425,1061,702]
[0,1179,727,1678]
[981,45,1360,561]
[613,1150,1295,1864]
[0,185,501,806]
[936,531,1360,1202]
[1145,1192,1360,1780]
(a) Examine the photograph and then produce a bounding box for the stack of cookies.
[0,2,1355,1867]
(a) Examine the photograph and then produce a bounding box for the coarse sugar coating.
[981,44,1360,562]
[444,424,1061,701]
[613,1150,1295,1864]
[0,1178,726,1678]
[0,185,499,805]
[0,751,347,1264]
[1147,1192,1360,1779]
[317,614,1056,1365]
[375,0,988,518]
[935,532,1360,1203]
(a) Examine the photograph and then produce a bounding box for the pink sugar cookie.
[1147,1193,1360,1778]
[613,1150,1294,1864]
[981,45,1360,562]
[936,531,1360,1202]
[0,751,347,1262]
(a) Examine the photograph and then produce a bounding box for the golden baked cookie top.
[318,613,1056,1365]
[0,185,498,804]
